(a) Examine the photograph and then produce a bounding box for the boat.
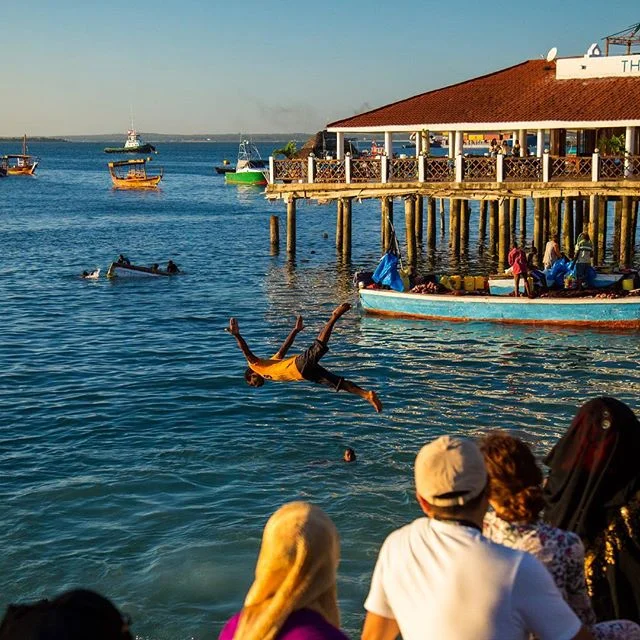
[488,272,626,296]
[0,157,7,177]
[214,160,235,174]
[358,286,640,329]
[81,268,100,280]
[104,129,157,154]
[3,135,38,175]
[107,158,163,189]
[106,262,176,278]
[224,139,268,185]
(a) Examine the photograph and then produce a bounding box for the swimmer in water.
[344,448,356,462]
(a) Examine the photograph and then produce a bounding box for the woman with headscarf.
[219,501,349,640]
[544,398,640,624]
[481,432,640,639]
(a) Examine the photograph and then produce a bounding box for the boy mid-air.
[227,303,382,412]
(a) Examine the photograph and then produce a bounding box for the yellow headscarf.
[233,501,341,640]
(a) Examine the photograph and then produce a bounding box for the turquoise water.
[1,142,639,639]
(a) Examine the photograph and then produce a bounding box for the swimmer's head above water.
[344,448,356,462]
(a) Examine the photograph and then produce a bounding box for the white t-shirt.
[364,517,581,640]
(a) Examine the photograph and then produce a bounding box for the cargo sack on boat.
[372,252,405,292]
[547,257,571,288]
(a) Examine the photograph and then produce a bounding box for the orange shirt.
[248,353,305,382]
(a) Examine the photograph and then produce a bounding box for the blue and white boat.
[358,288,640,329]
[488,273,625,296]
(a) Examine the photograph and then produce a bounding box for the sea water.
[1,141,639,639]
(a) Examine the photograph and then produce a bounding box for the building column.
[414,131,421,157]
[384,131,393,158]
[455,131,464,157]
[536,129,544,158]
[518,129,527,156]
[448,131,455,158]
[336,132,344,160]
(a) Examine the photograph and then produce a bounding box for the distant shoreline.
[1,134,312,144]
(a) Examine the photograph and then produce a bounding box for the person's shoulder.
[381,518,429,549]
[280,610,349,640]
[218,612,241,640]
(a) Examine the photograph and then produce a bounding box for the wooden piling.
[597,196,607,265]
[613,199,622,264]
[461,200,470,256]
[533,198,543,256]
[632,199,638,257]
[509,198,517,246]
[270,215,280,255]
[621,196,632,268]
[542,198,549,259]
[478,200,487,244]
[489,200,498,257]
[589,195,600,265]
[405,196,417,268]
[498,198,509,271]
[450,199,460,258]
[381,197,393,252]
[563,197,574,257]
[439,198,445,236]
[575,198,584,237]
[287,197,296,257]
[342,198,352,262]
[549,198,560,242]
[415,195,424,245]
[336,199,344,252]
[519,198,527,246]
[427,197,436,254]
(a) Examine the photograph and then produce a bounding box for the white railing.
[269,152,640,186]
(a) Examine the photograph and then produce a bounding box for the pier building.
[267,32,640,272]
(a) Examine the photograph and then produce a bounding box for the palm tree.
[272,140,298,158]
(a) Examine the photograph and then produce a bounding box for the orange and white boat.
[107,157,163,189]
[3,134,38,175]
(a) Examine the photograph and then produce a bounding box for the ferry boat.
[104,129,157,154]
[107,158,163,189]
[3,135,38,175]
[225,139,268,186]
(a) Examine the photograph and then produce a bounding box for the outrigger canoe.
[106,263,175,278]
[358,287,640,329]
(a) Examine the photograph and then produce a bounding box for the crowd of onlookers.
[2,396,639,640]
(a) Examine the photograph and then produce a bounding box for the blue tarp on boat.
[372,252,405,292]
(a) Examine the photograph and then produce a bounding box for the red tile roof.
[328,60,640,129]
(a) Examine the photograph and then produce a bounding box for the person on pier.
[227,303,382,412]
[508,243,531,297]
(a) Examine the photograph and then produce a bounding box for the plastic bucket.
[450,275,462,290]
[474,276,485,290]
[622,278,634,291]
[439,275,451,289]
[463,276,475,291]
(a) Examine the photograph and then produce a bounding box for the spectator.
[219,501,349,640]
[481,432,640,639]
[361,435,592,640]
[0,588,133,640]
[544,398,640,625]
[574,232,594,288]
[543,235,562,270]
[512,140,521,157]
[508,243,530,297]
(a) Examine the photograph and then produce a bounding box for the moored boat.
[224,139,268,186]
[107,158,163,189]
[106,262,175,278]
[104,129,157,154]
[358,287,640,329]
[3,135,38,175]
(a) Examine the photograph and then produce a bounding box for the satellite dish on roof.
[546,47,558,62]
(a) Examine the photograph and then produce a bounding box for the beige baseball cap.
[415,435,487,507]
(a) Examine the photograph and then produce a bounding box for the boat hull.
[488,273,624,296]
[7,163,37,176]
[110,175,162,190]
[106,263,173,278]
[225,170,267,186]
[104,144,157,154]
[358,288,640,329]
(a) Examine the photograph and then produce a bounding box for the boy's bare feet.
[366,391,383,413]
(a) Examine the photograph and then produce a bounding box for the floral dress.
[483,510,640,640]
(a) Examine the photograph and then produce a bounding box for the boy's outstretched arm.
[273,315,304,359]
[226,318,259,365]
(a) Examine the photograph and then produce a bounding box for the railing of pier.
[268,154,640,185]
[504,157,541,181]
[463,157,496,181]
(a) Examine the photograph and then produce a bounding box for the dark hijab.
[544,397,640,540]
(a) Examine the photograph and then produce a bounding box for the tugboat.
[224,138,268,186]
[3,134,39,175]
[104,129,157,154]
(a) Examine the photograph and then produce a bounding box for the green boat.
[224,139,268,186]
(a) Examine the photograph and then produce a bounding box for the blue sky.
[1,0,637,135]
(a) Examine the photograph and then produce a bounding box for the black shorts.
[295,339,344,391]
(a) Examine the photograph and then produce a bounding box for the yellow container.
[450,275,462,290]
[439,275,451,290]
[622,278,635,291]
[474,276,485,290]
[463,276,475,291]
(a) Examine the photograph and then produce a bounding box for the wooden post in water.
[613,199,622,264]
[498,198,509,271]
[597,197,607,265]
[336,199,344,253]
[541,198,549,260]
[621,196,632,268]
[286,197,297,257]
[450,199,460,258]
[632,199,638,259]
[589,195,600,265]
[533,198,543,257]
[549,198,560,242]
[461,200,470,257]
[489,200,498,258]
[404,196,417,268]
[583,198,591,235]
[270,215,280,255]
[479,200,487,245]
[519,198,527,247]
[342,198,352,262]
[427,197,436,254]
[575,199,584,237]
[509,198,517,246]
[439,198,445,236]
[415,195,424,245]
[563,197,574,257]
[381,197,393,252]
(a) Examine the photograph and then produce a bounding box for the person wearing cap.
[361,435,594,640]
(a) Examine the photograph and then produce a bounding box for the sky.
[1,0,638,136]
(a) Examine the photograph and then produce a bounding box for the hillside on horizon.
[63,133,313,143]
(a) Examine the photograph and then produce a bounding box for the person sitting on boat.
[117,254,131,265]
[574,232,594,289]
[508,243,531,297]
[227,303,382,413]
[543,235,561,270]
[151,263,159,272]
[166,260,180,274]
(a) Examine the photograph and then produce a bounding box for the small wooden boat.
[107,158,163,189]
[106,262,175,278]
[3,135,38,175]
[488,273,625,296]
[104,129,157,154]
[358,287,640,329]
